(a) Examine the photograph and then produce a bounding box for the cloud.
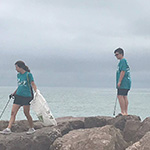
[0,0,150,88]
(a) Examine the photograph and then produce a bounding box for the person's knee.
[11,111,17,117]
[23,110,29,117]
[118,95,123,99]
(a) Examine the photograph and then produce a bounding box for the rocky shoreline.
[0,115,150,150]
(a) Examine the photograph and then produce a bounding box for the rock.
[0,115,147,150]
[56,117,85,135]
[134,117,150,142]
[56,121,72,135]
[0,120,45,133]
[11,120,30,132]
[123,120,142,143]
[0,117,85,150]
[126,131,150,150]
[50,125,128,150]
[84,116,114,128]
[56,116,84,123]
[0,121,9,131]
[0,127,61,150]
[34,121,45,129]
[108,115,142,143]
[111,115,141,131]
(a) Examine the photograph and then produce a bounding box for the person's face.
[115,52,123,60]
[15,65,21,72]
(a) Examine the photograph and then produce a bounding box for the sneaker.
[0,128,12,135]
[26,128,36,135]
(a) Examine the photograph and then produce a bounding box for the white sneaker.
[26,128,36,135]
[0,128,12,135]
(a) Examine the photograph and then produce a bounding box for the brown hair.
[15,61,30,72]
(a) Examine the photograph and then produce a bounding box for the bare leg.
[117,95,126,115]
[8,104,21,129]
[23,105,33,128]
[123,96,128,115]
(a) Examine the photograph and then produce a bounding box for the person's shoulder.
[27,72,33,77]
[120,58,127,63]
[27,71,32,74]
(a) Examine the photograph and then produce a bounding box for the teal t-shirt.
[16,72,34,97]
[116,58,131,89]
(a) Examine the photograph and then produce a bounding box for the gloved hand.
[9,94,13,99]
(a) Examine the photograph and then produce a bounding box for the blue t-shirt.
[16,72,34,97]
[116,58,131,89]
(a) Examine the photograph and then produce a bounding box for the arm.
[118,71,125,88]
[12,89,18,96]
[9,88,17,99]
[31,81,37,92]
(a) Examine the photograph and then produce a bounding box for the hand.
[117,81,121,88]
[35,89,40,94]
[9,94,13,99]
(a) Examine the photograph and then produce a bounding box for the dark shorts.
[13,95,33,106]
[117,89,130,96]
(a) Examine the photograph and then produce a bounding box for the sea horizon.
[0,86,150,121]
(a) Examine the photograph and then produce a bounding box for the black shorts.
[13,95,33,106]
[117,89,130,96]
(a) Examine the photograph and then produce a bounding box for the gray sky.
[0,0,150,88]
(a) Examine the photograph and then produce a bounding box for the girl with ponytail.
[0,61,37,135]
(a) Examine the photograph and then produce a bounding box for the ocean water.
[0,87,150,121]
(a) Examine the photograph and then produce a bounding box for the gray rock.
[0,117,85,150]
[0,115,147,150]
[56,116,84,123]
[56,121,72,135]
[84,116,114,128]
[0,120,45,133]
[50,125,128,150]
[123,120,142,143]
[0,127,61,150]
[112,115,141,131]
[126,131,150,150]
[134,117,150,142]
[0,121,9,131]
[56,117,85,135]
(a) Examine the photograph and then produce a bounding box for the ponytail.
[24,65,30,72]
[15,61,30,72]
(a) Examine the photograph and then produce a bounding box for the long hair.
[15,61,30,72]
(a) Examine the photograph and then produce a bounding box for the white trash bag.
[30,90,57,126]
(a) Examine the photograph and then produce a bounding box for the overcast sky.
[0,0,150,88]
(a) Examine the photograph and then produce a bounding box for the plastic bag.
[30,90,57,126]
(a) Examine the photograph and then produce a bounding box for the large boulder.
[0,121,9,131]
[126,131,150,150]
[84,115,142,143]
[0,115,146,150]
[56,117,85,135]
[84,116,114,128]
[110,115,142,143]
[0,127,61,150]
[134,117,150,142]
[123,119,142,143]
[50,125,128,150]
[111,115,141,131]
[56,116,84,123]
[0,117,85,150]
[0,120,45,133]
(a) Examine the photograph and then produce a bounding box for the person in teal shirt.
[16,71,34,97]
[114,48,131,116]
[0,61,38,135]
